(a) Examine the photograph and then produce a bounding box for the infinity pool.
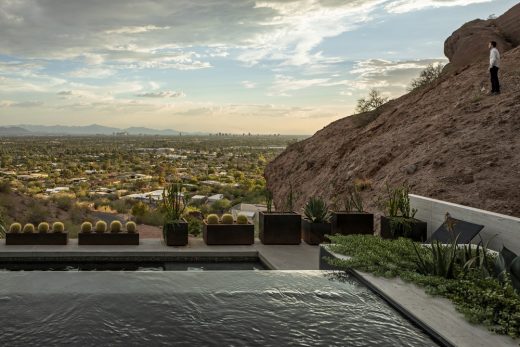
[0,271,438,346]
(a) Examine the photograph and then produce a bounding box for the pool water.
[0,271,439,346]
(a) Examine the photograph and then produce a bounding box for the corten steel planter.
[331,212,374,236]
[163,219,189,246]
[380,216,427,242]
[203,222,254,245]
[302,219,331,245]
[259,212,301,245]
[78,232,139,245]
[5,232,68,245]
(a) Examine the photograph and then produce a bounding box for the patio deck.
[0,237,320,270]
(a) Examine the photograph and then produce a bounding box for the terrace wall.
[410,194,520,254]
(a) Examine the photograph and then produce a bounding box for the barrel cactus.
[38,222,50,233]
[221,214,234,224]
[23,223,35,233]
[206,214,219,224]
[126,221,137,233]
[236,214,248,224]
[81,222,93,233]
[95,220,107,233]
[9,223,22,234]
[52,222,65,233]
[110,220,122,233]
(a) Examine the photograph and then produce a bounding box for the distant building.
[207,194,224,204]
[190,195,207,204]
[45,187,70,194]
[231,203,267,222]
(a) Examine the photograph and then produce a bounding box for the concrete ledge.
[0,238,320,271]
[410,194,520,253]
[319,245,519,347]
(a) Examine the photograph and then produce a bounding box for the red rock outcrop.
[265,4,520,217]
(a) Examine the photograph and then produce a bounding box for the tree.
[355,89,389,113]
[408,63,444,91]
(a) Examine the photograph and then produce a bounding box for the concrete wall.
[410,194,520,254]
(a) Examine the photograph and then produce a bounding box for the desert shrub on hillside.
[0,180,11,194]
[355,89,389,113]
[408,63,444,91]
[51,194,73,211]
[111,199,130,214]
[26,202,49,225]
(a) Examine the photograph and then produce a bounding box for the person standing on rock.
[489,41,501,95]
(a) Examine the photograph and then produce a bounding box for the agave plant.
[303,196,331,223]
[460,235,496,277]
[162,183,186,223]
[413,234,460,279]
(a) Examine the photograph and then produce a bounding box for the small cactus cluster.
[23,223,35,233]
[206,214,220,224]
[8,221,66,234]
[221,214,234,224]
[81,222,93,233]
[81,220,137,233]
[126,221,137,233]
[52,222,65,233]
[110,221,122,233]
[205,214,249,224]
[236,214,248,224]
[95,220,107,233]
[38,222,50,233]
[9,223,22,233]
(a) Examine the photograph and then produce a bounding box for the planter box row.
[4,232,140,246]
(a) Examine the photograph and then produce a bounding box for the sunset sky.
[0,0,516,134]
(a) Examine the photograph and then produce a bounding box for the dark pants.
[490,66,500,93]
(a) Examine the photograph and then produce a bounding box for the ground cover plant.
[326,234,520,338]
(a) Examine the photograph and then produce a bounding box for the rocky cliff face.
[265,4,520,217]
[444,3,520,71]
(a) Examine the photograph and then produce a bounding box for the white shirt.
[490,47,500,68]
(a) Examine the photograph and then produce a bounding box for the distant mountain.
[0,126,32,136]
[3,124,183,136]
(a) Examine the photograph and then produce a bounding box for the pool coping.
[0,238,320,270]
[319,245,519,347]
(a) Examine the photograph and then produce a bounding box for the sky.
[0,0,517,134]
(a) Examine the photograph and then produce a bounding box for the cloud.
[57,90,73,96]
[67,67,116,79]
[269,74,331,96]
[385,0,492,14]
[136,90,186,98]
[241,81,257,89]
[0,100,44,108]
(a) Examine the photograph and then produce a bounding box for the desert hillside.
[265,4,520,217]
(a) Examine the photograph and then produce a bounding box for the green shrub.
[236,214,248,224]
[95,220,107,233]
[303,196,330,223]
[0,180,12,194]
[110,220,122,233]
[126,221,137,233]
[23,223,35,233]
[206,214,219,224]
[9,222,22,234]
[187,216,202,236]
[221,214,234,224]
[38,222,50,233]
[408,63,444,91]
[52,194,73,211]
[52,222,65,233]
[81,221,93,233]
[355,89,388,113]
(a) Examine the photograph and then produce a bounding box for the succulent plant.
[81,221,93,233]
[110,220,122,233]
[9,222,22,234]
[265,189,273,213]
[95,220,107,233]
[23,223,35,233]
[303,197,331,223]
[236,214,248,224]
[126,221,137,233]
[52,222,65,233]
[221,214,234,224]
[162,183,186,222]
[206,214,219,224]
[37,222,50,233]
[344,186,364,212]
[494,246,520,293]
